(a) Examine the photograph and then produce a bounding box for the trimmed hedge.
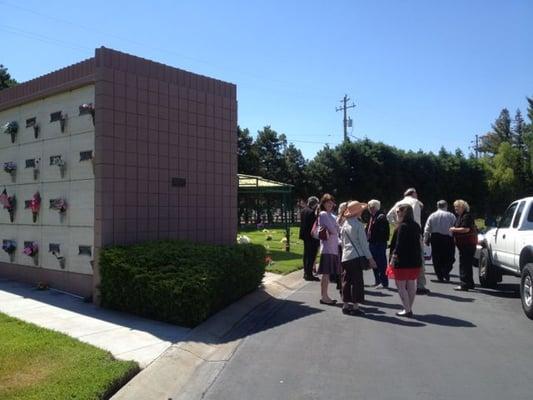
[99,240,266,327]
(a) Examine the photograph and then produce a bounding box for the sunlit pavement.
[202,263,532,400]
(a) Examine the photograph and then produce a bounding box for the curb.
[111,270,307,400]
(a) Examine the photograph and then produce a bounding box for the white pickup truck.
[477,197,533,319]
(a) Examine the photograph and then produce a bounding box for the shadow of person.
[413,314,476,327]
[363,299,403,310]
[426,271,459,279]
[358,306,385,315]
[476,283,520,299]
[364,290,394,297]
[427,291,475,302]
[364,313,426,327]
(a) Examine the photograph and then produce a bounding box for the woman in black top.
[386,204,422,317]
[450,199,476,291]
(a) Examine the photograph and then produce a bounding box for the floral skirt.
[386,265,420,281]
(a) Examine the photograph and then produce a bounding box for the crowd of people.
[298,188,478,317]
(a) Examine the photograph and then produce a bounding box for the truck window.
[528,203,533,222]
[499,203,518,228]
[512,201,525,228]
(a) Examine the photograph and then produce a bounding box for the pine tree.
[478,109,513,155]
[493,108,512,142]
[512,109,530,192]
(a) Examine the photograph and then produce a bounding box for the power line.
[0,25,91,52]
[0,0,334,97]
[289,139,338,145]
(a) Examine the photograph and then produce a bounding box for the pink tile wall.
[93,48,237,249]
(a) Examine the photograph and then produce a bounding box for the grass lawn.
[0,312,139,400]
[238,217,485,275]
[238,225,306,275]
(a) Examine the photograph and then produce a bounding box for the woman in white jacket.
[340,201,377,315]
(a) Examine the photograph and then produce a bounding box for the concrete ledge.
[111,270,306,400]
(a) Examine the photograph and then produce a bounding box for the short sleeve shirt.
[455,212,474,230]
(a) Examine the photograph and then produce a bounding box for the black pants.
[303,238,319,278]
[430,233,455,280]
[341,258,365,304]
[458,245,475,288]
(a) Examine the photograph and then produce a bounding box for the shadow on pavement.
[222,297,323,343]
[428,291,475,302]
[363,299,403,310]
[359,306,386,315]
[363,313,426,327]
[413,313,476,327]
[426,271,459,279]
[364,290,394,297]
[476,283,520,299]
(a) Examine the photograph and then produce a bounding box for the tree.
[237,126,260,175]
[254,126,286,180]
[0,65,17,90]
[482,142,521,210]
[526,97,533,124]
[493,108,512,142]
[281,143,307,199]
[511,109,532,192]
[523,98,533,189]
[479,109,512,155]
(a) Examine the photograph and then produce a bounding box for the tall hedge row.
[99,241,266,327]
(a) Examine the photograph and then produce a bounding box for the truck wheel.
[521,264,533,320]
[479,248,498,288]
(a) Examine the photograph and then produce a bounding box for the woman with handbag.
[450,199,477,291]
[332,201,349,290]
[340,201,377,315]
[317,193,341,305]
[386,203,422,317]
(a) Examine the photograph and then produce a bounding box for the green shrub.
[99,241,266,327]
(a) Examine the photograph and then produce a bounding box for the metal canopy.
[237,174,293,251]
[238,174,293,193]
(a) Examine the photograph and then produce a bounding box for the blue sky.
[2,0,532,159]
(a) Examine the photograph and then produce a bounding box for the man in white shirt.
[387,188,429,294]
[424,200,456,282]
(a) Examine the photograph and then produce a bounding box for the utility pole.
[471,134,480,158]
[336,94,356,142]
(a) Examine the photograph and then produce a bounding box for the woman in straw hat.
[317,193,341,305]
[340,201,377,315]
[386,203,423,317]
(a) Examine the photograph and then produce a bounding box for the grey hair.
[368,199,381,210]
[307,196,319,208]
[453,199,470,213]
[437,200,447,210]
[338,202,348,214]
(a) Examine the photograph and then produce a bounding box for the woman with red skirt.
[386,203,423,317]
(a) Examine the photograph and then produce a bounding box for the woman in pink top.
[317,193,341,305]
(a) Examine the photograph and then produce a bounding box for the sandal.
[320,299,337,305]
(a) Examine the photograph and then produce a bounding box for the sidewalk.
[0,279,189,367]
[0,272,290,369]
